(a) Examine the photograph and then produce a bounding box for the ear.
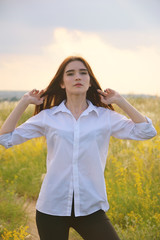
[60,82,65,89]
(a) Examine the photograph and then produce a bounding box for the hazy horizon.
[0,90,158,98]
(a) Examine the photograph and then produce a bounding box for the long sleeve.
[109,110,157,140]
[0,110,46,149]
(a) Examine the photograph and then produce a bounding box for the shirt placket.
[72,118,80,216]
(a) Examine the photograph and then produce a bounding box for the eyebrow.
[65,68,88,73]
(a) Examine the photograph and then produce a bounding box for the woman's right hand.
[0,89,45,135]
[22,89,45,105]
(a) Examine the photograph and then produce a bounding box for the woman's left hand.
[97,88,122,105]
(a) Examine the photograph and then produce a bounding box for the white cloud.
[0,28,160,96]
[44,28,160,95]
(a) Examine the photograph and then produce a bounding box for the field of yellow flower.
[0,97,160,240]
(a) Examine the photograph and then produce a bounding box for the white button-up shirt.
[0,100,157,216]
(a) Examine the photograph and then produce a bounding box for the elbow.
[145,129,157,139]
[151,129,157,138]
[0,143,10,149]
[132,128,157,140]
[0,132,13,149]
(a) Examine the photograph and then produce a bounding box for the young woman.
[0,56,157,240]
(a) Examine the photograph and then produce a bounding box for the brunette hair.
[34,56,114,115]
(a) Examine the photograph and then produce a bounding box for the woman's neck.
[65,95,88,120]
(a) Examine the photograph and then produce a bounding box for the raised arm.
[0,89,44,135]
[97,88,147,123]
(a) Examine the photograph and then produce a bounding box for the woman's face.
[61,61,91,96]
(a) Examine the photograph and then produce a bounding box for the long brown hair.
[34,56,114,115]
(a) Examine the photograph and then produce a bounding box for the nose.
[75,72,81,80]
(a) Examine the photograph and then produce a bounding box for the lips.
[74,83,83,87]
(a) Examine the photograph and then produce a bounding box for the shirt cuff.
[134,116,157,137]
[0,132,13,149]
[134,116,152,129]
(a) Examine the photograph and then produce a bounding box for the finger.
[99,94,104,102]
[99,95,110,105]
[37,90,44,96]
[30,89,37,95]
[31,89,36,93]
[104,88,111,94]
[31,89,38,95]
[39,90,46,99]
[97,89,108,97]
[99,92,107,97]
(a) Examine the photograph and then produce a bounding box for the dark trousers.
[36,194,120,240]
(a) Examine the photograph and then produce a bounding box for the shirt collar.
[50,100,99,116]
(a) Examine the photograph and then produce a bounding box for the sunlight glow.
[0,28,159,95]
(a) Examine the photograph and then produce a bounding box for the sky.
[0,0,160,95]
